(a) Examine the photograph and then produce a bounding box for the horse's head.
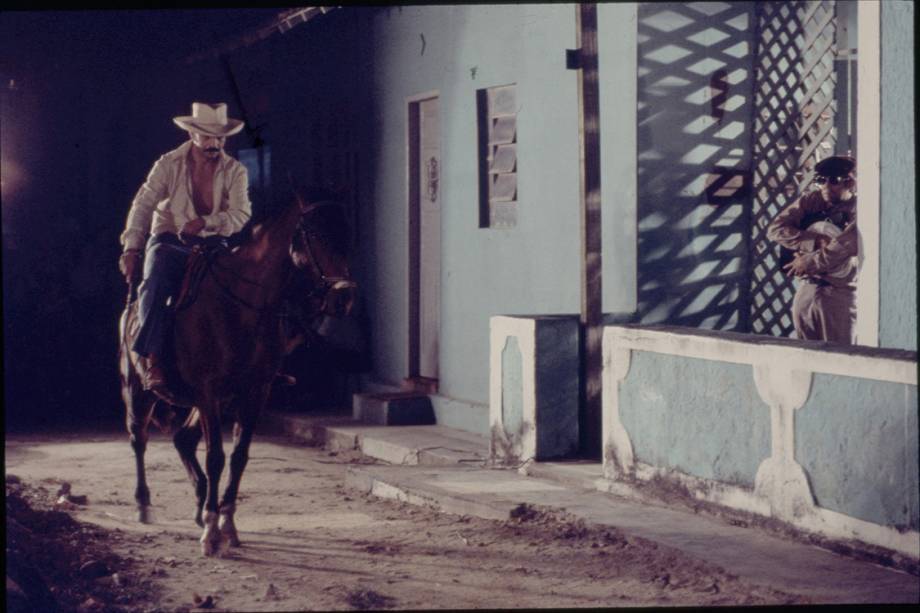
[289,196,357,318]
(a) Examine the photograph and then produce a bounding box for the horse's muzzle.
[323,280,358,317]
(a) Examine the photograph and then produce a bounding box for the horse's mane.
[230,185,350,255]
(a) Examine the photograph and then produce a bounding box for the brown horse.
[118,189,356,556]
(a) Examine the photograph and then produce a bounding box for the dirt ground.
[5,427,812,611]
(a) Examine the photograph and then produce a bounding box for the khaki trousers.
[791,280,856,344]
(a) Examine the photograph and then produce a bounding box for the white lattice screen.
[750,0,839,336]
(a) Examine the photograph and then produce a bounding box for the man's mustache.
[205,148,220,153]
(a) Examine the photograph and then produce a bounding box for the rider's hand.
[181,218,206,237]
[119,250,141,283]
[783,252,811,277]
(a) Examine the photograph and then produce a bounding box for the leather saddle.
[124,242,228,408]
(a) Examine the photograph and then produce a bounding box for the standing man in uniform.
[118,102,252,390]
[767,155,858,344]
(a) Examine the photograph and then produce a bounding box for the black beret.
[815,155,855,177]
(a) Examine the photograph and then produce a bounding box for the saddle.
[122,300,193,407]
[172,240,227,311]
[123,241,228,407]
[124,238,296,407]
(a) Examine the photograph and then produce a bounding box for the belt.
[153,232,228,249]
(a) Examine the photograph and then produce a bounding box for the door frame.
[406,90,441,386]
[855,0,880,347]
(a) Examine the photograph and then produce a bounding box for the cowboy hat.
[173,102,244,137]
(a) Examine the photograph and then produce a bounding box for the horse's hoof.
[195,511,205,528]
[200,512,224,557]
[200,533,225,557]
[200,540,224,557]
[218,513,241,547]
[137,506,154,524]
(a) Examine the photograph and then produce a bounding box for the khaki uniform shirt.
[766,190,858,288]
[120,141,252,251]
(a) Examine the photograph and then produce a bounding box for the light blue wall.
[879,1,917,351]
[599,3,639,316]
[796,374,919,530]
[365,5,585,405]
[618,351,771,486]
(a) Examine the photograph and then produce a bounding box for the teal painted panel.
[619,352,770,487]
[501,336,524,437]
[796,374,919,531]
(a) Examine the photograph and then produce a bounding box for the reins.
[182,207,348,314]
[184,250,282,314]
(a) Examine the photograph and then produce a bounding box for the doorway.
[407,93,441,391]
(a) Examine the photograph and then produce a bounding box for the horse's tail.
[118,306,132,380]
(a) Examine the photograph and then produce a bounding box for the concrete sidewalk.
[263,410,920,604]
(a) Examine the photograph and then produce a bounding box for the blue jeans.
[132,233,195,358]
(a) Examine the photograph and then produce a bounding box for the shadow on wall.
[636,2,756,331]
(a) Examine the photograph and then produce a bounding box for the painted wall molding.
[602,345,634,479]
[753,364,815,521]
[490,316,537,464]
[604,326,916,385]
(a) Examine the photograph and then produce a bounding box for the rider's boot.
[143,354,168,392]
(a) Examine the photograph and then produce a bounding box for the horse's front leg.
[218,387,268,547]
[173,409,207,527]
[124,381,157,524]
[198,408,227,557]
[217,422,249,547]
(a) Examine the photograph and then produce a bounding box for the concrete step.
[352,391,435,426]
[264,410,490,466]
[326,424,490,466]
[259,410,356,446]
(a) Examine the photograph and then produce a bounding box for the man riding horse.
[117,102,358,556]
[119,102,251,393]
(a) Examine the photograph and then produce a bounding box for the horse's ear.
[294,192,308,213]
[287,170,308,212]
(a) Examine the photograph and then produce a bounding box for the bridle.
[296,226,354,298]
[293,202,357,309]
[181,202,356,315]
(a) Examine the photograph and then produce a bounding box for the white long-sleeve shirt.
[120,140,252,251]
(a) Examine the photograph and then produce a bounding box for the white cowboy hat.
[173,102,244,136]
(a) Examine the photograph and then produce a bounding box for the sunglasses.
[814,175,850,186]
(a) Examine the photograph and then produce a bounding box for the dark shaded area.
[6,475,157,612]
[0,9,318,430]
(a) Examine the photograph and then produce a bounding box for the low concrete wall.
[490,315,580,464]
[602,324,919,558]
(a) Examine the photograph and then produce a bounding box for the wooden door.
[408,94,441,385]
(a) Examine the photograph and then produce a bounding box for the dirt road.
[6,428,810,610]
